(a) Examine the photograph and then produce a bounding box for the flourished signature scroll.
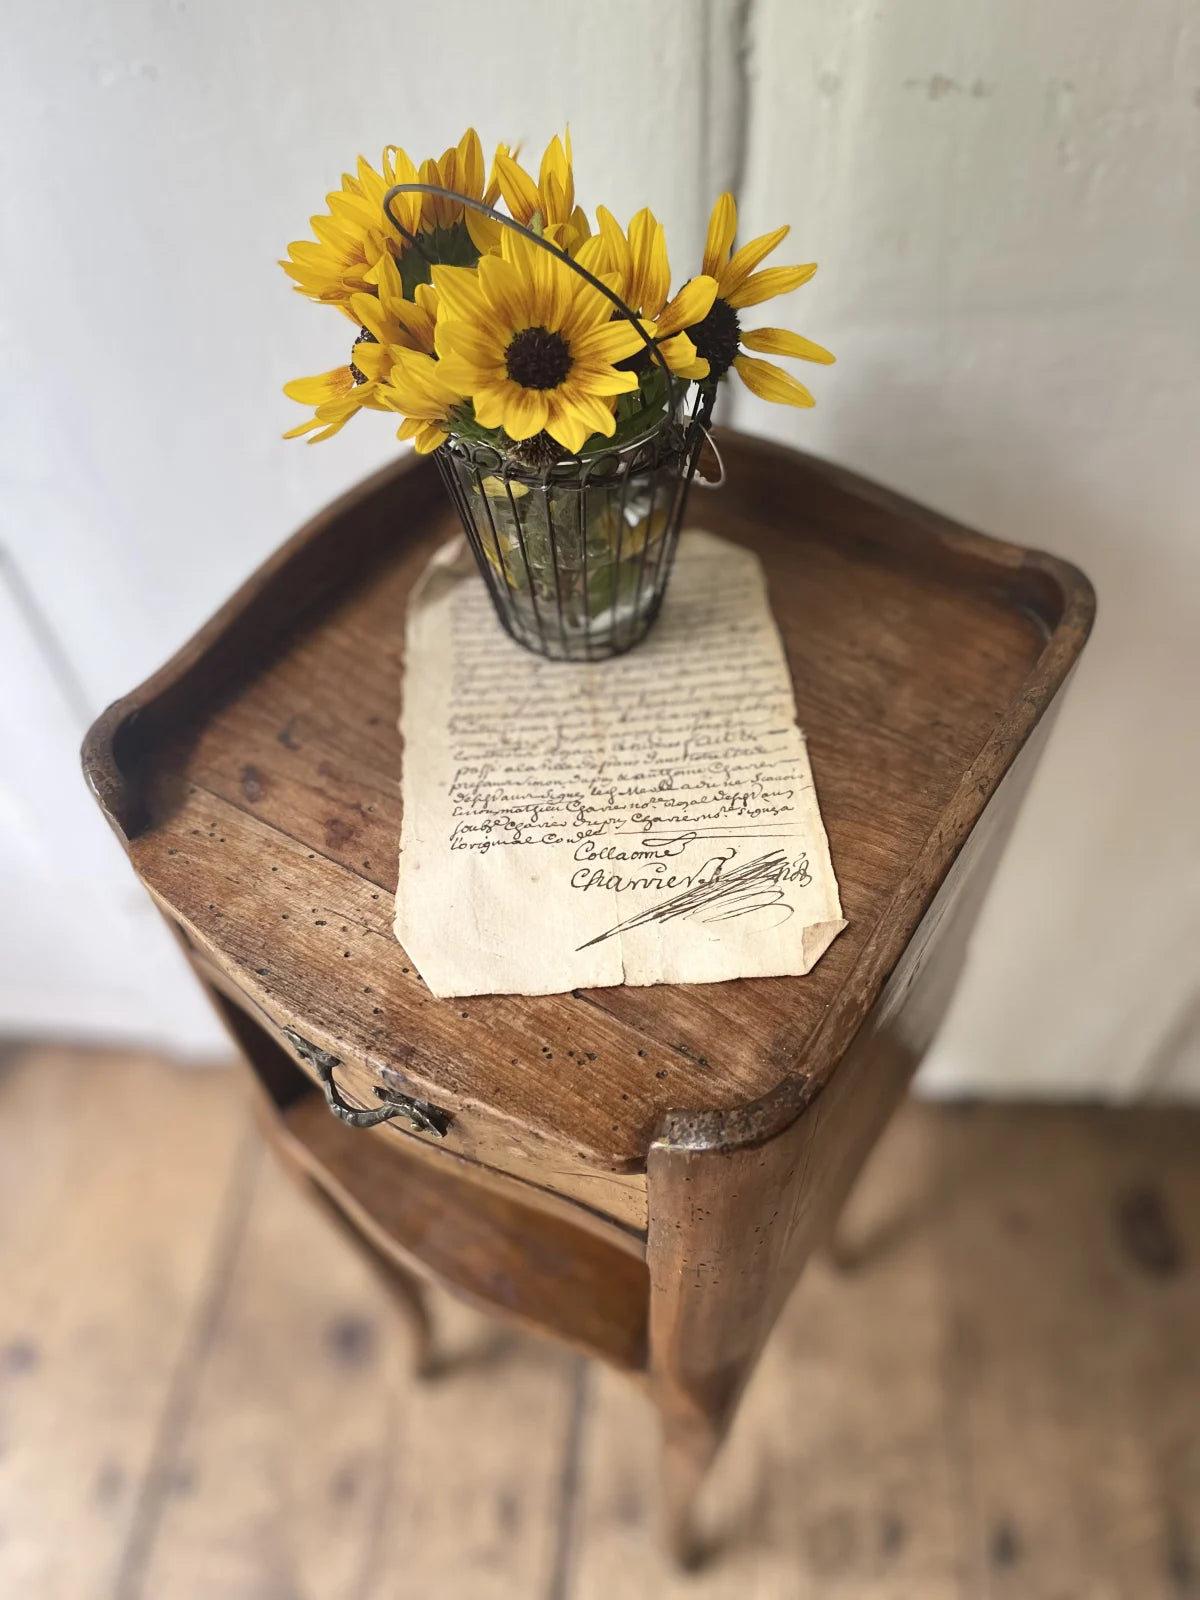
[395,530,845,997]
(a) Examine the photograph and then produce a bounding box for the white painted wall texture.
[733,0,1200,1097]
[0,0,745,1054]
[1,1,1196,1092]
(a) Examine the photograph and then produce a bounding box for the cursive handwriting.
[443,561,810,856]
[576,849,813,949]
[571,849,737,894]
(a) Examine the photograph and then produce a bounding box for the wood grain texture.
[0,1047,247,1600]
[138,1150,578,1600]
[642,727,1048,1559]
[937,1107,1200,1600]
[572,1109,962,1598]
[270,1090,649,1372]
[183,910,651,1237]
[8,1051,1198,1598]
[82,431,1093,1176]
[192,979,652,1382]
[201,977,650,1371]
[79,432,1093,1557]
[205,960,648,1257]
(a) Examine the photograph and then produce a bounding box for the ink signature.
[577,848,811,951]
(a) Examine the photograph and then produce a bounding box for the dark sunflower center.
[687,295,740,378]
[617,344,654,376]
[349,325,377,386]
[505,326,572,390]
[509,430,567,468]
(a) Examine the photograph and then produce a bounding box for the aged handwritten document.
[395,530,845,997]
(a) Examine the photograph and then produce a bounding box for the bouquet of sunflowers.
[282,129,833,659]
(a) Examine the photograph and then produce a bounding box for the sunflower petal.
[560,205,591,255]
[591,205,632,295]
[283,367,356,405]
[702,192,737,278]
[351,294,390,345]
[538,132,574,220]
[373,249,406,310]
[431,263,489,323]
[541,171,568,227]
[499,383,550,440]
[349,343,389,381]
[483,142,510,208]
[732,354,815,407]
[424,154,459,230]
[456,127,485,199]
[555,388,618,440]
[569,319,644,365]
[307,418,351,443]
[573,231,610,279]
[382,145,420,220]
[725,262,818,310]
[719,225,789,297]
[479,249,535,332]
[654,274,718,337]
[543,398,591,455]
[434,350,494,396]
[564,364,640,396]
[628,208,670,319]
[464,208,503,256]
[436,321,507,373]
[531,241,573,332]
[659,332,709,380]
[739,327,835,363]
[494,150,541,224]
[411,422,448,454]
[559,277,619,337]
[470,382,511,430]
[389,295,438,354]
[387,347,463,416]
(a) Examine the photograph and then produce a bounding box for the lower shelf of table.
[211,988,651,1372]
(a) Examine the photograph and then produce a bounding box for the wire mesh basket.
[382,181,718,661]
[434,398,710,660]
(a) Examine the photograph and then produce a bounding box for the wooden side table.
[82,431,1092,1564]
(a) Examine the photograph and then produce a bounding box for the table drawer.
[184,940,649,1245]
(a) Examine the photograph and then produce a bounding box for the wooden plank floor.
[1,1045,1197,1600]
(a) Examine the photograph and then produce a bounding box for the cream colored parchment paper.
[395,529,845,998]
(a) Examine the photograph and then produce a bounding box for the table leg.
[300,1174,439,1379]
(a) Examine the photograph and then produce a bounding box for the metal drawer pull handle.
[281,1027,452,1138]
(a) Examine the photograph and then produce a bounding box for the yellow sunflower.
[575,206,716,379]
[368,128,495,269]
[491,130,591,254]
[281,154,398,317]
[431,228,643,455]
[281,363,377,443]
[283,254,452,443]
[376,347,465,454]
[685,192,834,407]
[281,130,491,314]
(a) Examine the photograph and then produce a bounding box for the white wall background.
[731,0,1200,1098]
[1,1,1196,1093]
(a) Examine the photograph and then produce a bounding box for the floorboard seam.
[547,1357,591,1600]
[932,1128,985,1600]
[347,1333,404,1600]
[110,1125,262,1600]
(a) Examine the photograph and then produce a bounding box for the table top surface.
[84,431,1092,1173]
